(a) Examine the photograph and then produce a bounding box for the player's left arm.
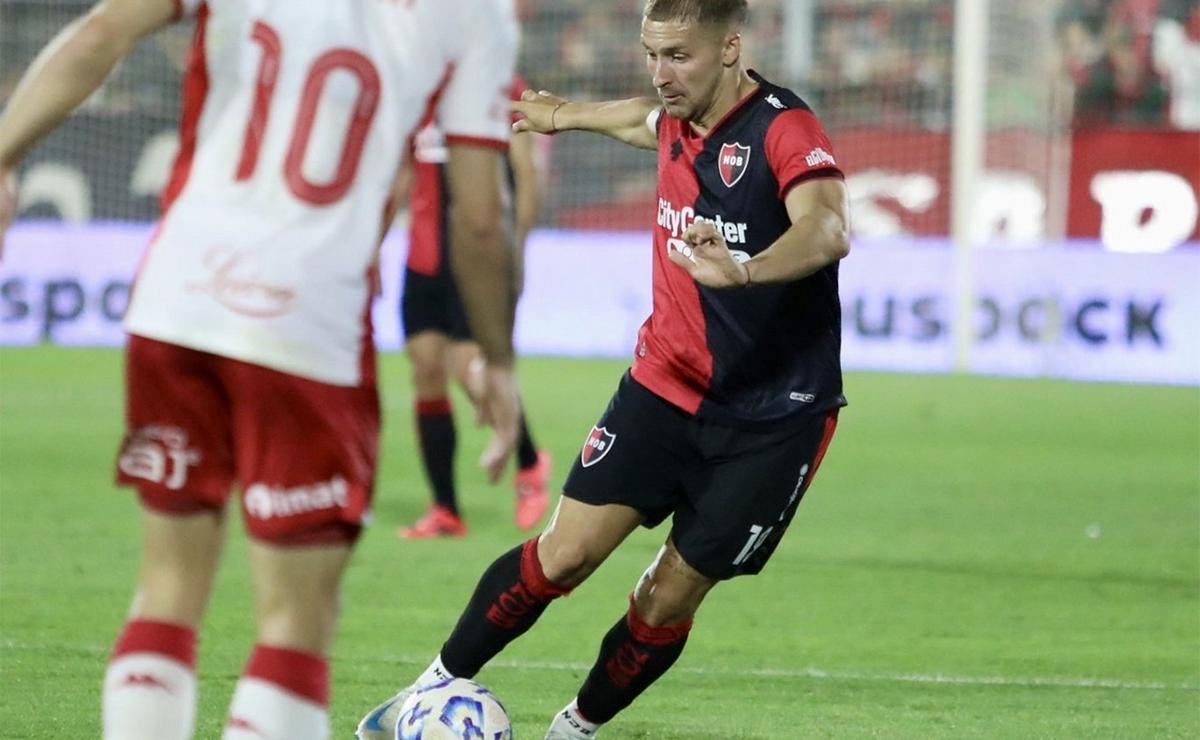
[0,0,179,251]
[436,0,521,483]
[746,178,851,283]
[671,178,850,289]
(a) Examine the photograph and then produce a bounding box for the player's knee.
[410,361,448,397]
[632,582,701,627]
[632,549,715,626]
[536,536,600,587]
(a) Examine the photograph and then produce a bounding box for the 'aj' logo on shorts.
[581,425,617,468]
[718,142,751,188]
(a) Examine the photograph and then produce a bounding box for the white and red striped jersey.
[124,0,516,386]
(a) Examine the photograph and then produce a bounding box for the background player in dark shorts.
[358,1,851,738]
[397,76,553,539]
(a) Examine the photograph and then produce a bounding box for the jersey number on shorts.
[237,21,381,206]
[732,524,775,566]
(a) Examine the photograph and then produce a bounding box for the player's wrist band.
[740,260,753,288]
[550,102,566,132]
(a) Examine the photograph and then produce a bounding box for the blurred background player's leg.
[512,409,552,529]
[222,542,352,740]
[447,340,553,529]
[103,508,226,740]
[400,331,466,538]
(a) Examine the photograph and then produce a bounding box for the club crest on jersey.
[581,426,617,467]
[718,142,751,188]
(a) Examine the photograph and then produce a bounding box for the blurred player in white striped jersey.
[0,0,521,738]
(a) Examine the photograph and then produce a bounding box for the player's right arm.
[512,91,661,151]
[0,0,179,251]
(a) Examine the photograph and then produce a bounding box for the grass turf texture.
[1,346,1197,738]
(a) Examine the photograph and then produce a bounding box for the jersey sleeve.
[437,0,518,150]
[764,109,844,199]
[173,0,203,20]
[647,107,664,139]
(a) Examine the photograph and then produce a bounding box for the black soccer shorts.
[400,267,472,341]
[563,372,839,580]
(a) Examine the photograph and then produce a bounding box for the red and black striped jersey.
[631,71,847,427]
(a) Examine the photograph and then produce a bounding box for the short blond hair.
[643,0,749,31]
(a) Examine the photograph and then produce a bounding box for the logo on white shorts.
[243,475,349,519]
[581,426,616,468]
[118,425,201,491]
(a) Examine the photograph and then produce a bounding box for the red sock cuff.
[244,645,329,707]
[626,597,693,645]
[416,398,452,416]
[113,619,196,668]
[520,538,572,601]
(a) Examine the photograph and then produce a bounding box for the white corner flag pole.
[951,0,989,372]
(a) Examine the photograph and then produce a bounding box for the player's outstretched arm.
[670,179,850,288]
[0,0,177,253]
[512,91,660,151]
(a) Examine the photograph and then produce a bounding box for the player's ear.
[722,32,741,67]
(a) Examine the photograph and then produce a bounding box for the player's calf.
[440,537,573,676]
[572,597,693,730]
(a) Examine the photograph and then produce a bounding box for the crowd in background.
[3,0,1197,130]
[1059,0,1200,128]
[512,0,1199,131]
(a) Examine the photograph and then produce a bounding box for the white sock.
[223,644,329,740]
[550,698,601,738]
[224,677,329,740]
[416,654,456,688]
[103,653,197,740]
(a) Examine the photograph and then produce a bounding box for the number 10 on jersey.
[238,21,381,206]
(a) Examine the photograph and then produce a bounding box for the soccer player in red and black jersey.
[358,1,850,737]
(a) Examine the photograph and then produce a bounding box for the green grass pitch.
[1,346,1197,738]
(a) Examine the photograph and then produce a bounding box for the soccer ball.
[394,677,512,740]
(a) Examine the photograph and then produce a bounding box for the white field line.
[484,657,1199,692]
[5,639,1194,692]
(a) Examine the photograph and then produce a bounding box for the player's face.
[642,18,730,122]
